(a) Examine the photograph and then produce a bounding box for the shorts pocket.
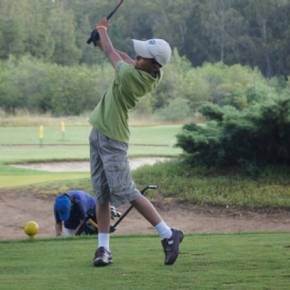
[105,160,133,194]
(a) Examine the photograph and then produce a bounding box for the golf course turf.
[1,233,290,290]
[1,123,290,290]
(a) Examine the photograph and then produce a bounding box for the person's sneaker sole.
[93,258,112,267]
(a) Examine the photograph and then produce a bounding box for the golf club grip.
[110,204,133,230]
[87,0,124,45]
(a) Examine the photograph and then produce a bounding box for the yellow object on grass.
[38,125,44,139]
[24,221,39,237]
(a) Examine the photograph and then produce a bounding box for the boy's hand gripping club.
[87,0,124,46]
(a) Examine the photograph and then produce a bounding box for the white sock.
[155,221,172,240]
[98,233,110,251]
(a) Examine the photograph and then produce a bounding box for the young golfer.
[89,18,183,266]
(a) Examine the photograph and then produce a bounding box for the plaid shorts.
[89,128,141,207]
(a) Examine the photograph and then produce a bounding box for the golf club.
[87,0,124,46]
[75,206,118,235]
[110,185,158,233]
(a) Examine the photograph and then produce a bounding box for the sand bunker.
[12,157,169,172]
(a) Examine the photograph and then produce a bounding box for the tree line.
[0,0,290,77]
[0,53,285,117]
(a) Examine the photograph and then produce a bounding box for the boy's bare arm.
[115,49,136,65]
[96,18,122,68]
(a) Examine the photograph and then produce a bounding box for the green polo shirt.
[89,61,160,143]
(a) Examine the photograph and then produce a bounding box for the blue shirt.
[54,190,96,229]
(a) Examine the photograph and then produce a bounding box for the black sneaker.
[93,247,112,267]
[161,229,184,265]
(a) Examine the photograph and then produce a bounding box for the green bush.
[194,63,277,109]
[0,56,112,115]
[155,97,192,122]
[176,97,290,167]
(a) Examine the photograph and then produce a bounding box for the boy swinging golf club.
[89,17,183,266]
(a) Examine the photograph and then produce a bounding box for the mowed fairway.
[0,125,182,146]
[1,233,290,290]
[0,125,182,188]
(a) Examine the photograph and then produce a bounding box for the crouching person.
[54,190,97,236]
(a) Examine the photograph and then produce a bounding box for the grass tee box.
[1,233,290,290]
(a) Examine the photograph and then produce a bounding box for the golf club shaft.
[75,217,89,235]
[110,185,158,232]
[107,0,124,20]
[87,0,124,45]
[110,204,134,230]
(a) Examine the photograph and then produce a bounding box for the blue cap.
[55,195,71,221]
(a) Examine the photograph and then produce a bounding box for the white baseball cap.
[132,38,172,66]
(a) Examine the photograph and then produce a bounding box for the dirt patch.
[0,188,290,240]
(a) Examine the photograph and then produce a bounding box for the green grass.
[0,125,182,187]
[0,144,179,188]
[0,145,90,188]
[1,233,290,290]
[133,161,290,209]
[0,173,89,188]
[2,123,290,210]
[0,145,179,164]
[0,146,89,163]
[0,125,182,146]
[19,160,290,209]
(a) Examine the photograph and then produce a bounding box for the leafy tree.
[48,0,81,65]
[1,0,290,76]
[0,0,26,58]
